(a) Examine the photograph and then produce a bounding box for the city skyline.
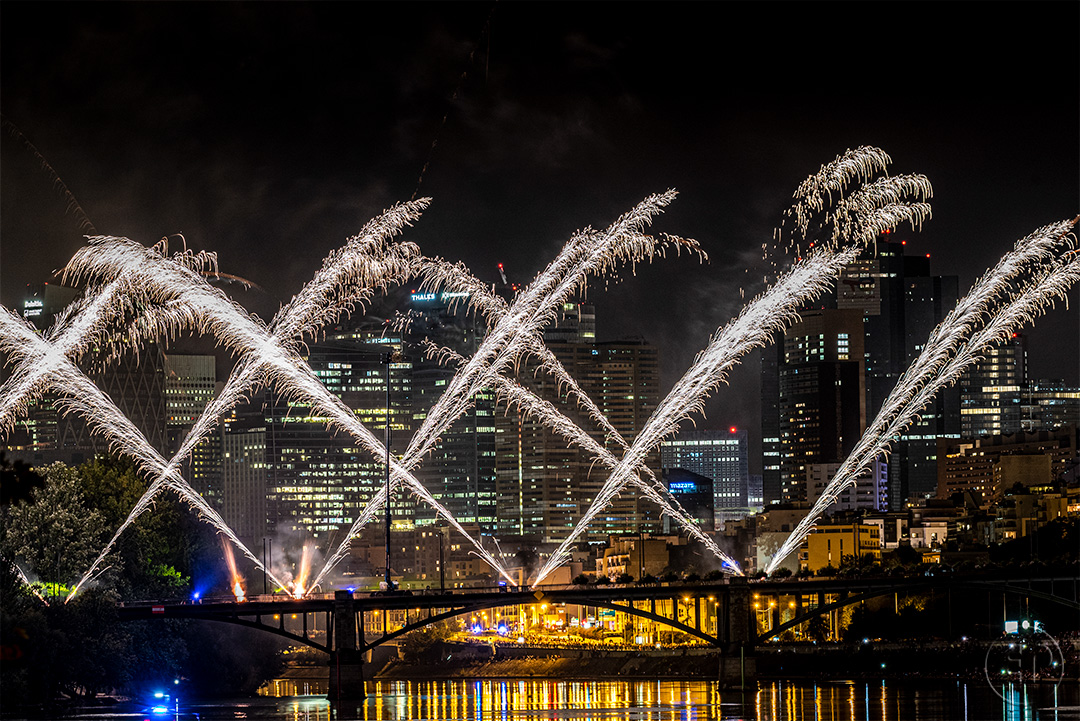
[2,4,1076,457]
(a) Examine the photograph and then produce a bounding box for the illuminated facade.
[775,309,866,504]
[164,354,221,503]
[936,426,1078,504]
[798,523,880,572]
[805,459,887,512]
[408,291,498,531]
[495,304,663,542]
[661,468,715,532]
[960,334,1027,438]
[260,328,412,539]
[661,428,750,515]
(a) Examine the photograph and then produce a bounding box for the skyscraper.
[835,237,960,506]
[407,290,497,531]
[259,325,411,540]
[776,308,866,503]
[959,333,1027,438]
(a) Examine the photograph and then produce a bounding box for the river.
[57,678,1078,720]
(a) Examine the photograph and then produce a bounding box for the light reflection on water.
[276,679,1076,721]
[62,679,1079,721]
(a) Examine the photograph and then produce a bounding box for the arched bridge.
[117,571,1079,700]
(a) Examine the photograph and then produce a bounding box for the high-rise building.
[1021,380,1080,432]
[662,468,715,532]
[20,283,79,331]
[834,238,959,506]
[240,288,501,544]
[407,290,497,531]
[660,428,750,512]
[760,344,783,504]
[258,325,412,540]
[221,424,268,549]
[494,303,662,542]
[589,338,661,534]
[6,285,79,458]
[775,309,866,503]
[959,334,1027,438]
[805,459,887,512]
[164,354,221,503]
[49,345,169,464]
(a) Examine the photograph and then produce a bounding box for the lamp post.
[383,350,394,592]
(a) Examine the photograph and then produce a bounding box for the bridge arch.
[360,596,719,652]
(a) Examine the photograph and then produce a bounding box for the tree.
[77,456,202,599]
[1,462,107,592]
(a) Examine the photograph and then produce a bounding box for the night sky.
[2,3,1077,469]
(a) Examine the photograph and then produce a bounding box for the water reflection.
[326,678,1072,721]
[63,679,1077,721]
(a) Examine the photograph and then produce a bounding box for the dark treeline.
[0,456,285,712]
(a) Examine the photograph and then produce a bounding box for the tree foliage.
[1,462,107,589]
[0,456,275,706]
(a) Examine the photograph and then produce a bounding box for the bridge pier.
[328,590,366,703]
[718,577,755,689]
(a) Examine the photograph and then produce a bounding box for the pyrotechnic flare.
[291,545,313,599]
[60,200,518,591]
[222,538,246,602]
[6,560,50,606]
[766,219,1080,573]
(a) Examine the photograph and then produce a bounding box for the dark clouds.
[2,3,1078,465]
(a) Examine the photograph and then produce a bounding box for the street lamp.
[383,350,395,593]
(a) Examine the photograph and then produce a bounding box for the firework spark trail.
[415,259,629,446]
[62,204,516,591]
[55,204,519,593]
[491,371,744,571]
[766,220,1080,573]
[310,193,700,587]
[532,247,859,583]
[8,560,49,606]
[534,151,934,585]
[415,331,735,569]
[0,307,293,600]
[0,279,131,434]
[401,192,690,470]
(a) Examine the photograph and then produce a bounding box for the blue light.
[153,692,165,698]
[151,706,168,715]
[192,591,200,600]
